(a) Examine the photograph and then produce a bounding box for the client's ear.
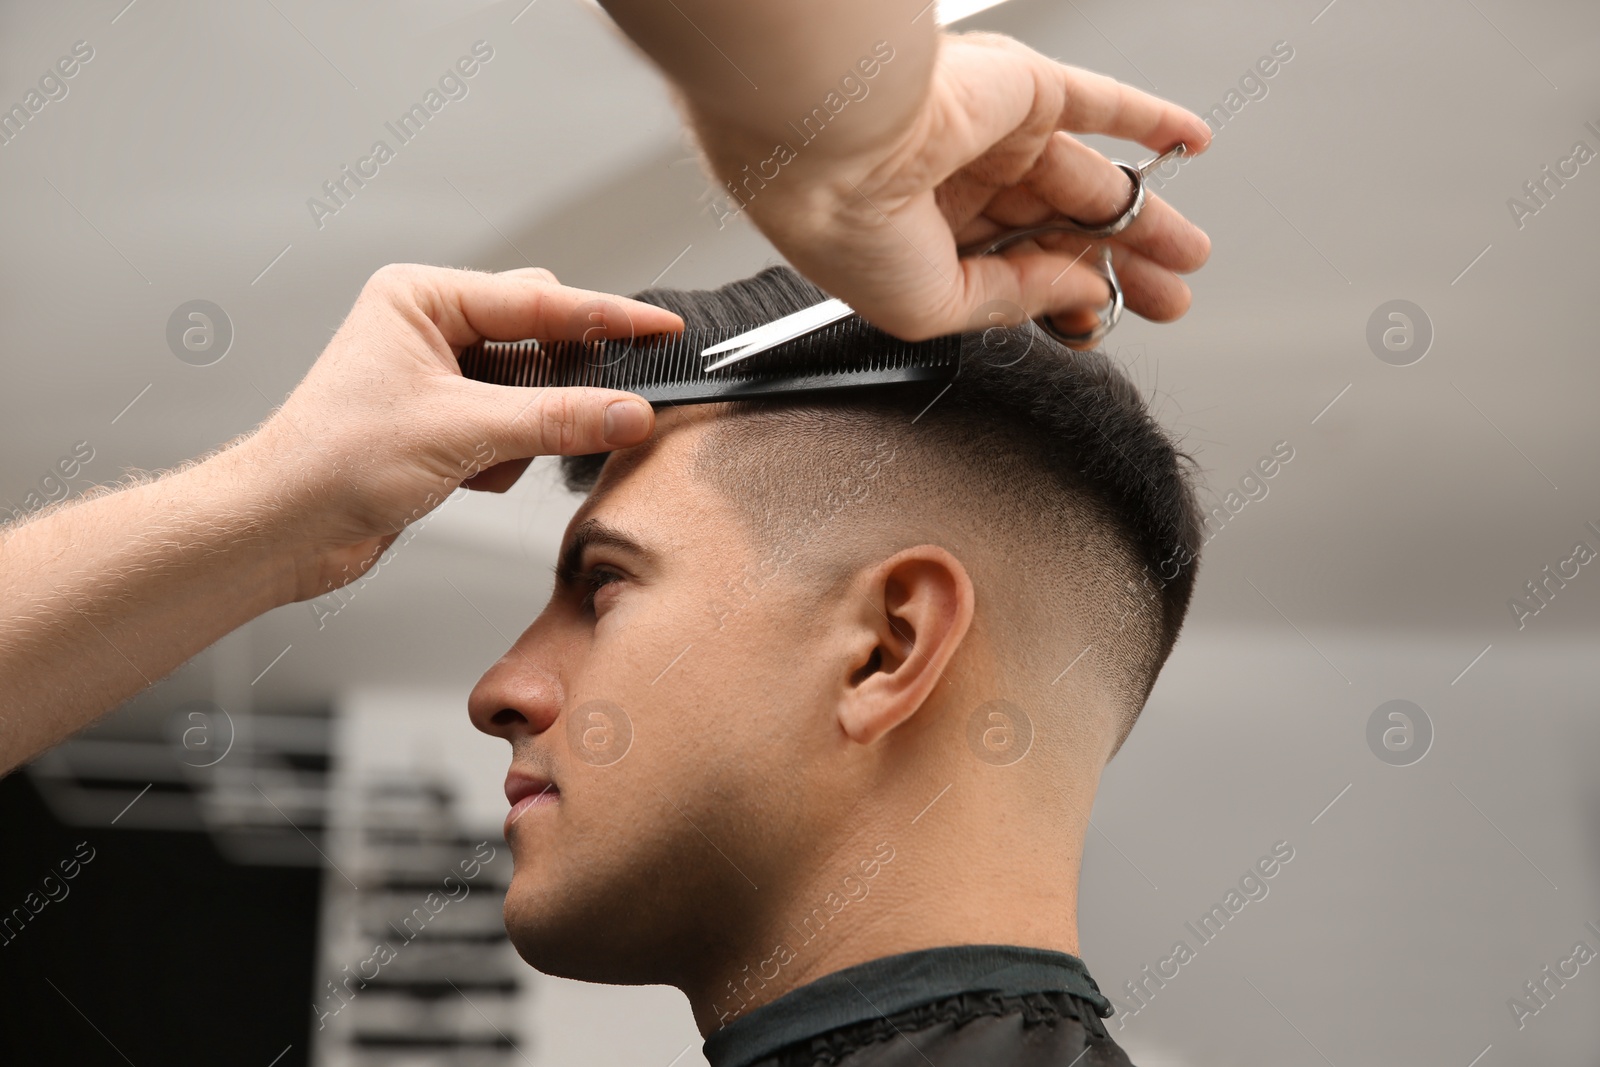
[837,545,975,746]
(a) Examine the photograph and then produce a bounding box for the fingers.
[449,379,656,461]
[445,272,684,348]
[1044,55,1212,157]
[1029,131,1140,234]
[948,33,1210,159]
[954,245,1118,332]
[368,264,685,350]
[1114,193,1210,274]
[1025,132,1210,272]
[497,266,560,284]
[955,234,1191,336]
[924,37,1209,336]
[1032,235,1193,323]
[968,134,1210,276]
[1098,241,1192,322]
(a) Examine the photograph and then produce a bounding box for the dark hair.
[560,266,1203,736]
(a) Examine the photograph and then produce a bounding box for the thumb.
[451,379,656,460]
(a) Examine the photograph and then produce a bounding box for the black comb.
[457,318,962,406]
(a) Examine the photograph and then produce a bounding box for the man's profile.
[467,265,1205,1066]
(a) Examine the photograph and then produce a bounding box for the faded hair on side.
[559,266,1203,747]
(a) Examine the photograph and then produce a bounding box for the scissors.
[702,143,1187,371]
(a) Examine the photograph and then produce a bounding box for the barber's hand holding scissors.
[719,32,1213,343]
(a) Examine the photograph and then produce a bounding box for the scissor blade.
[700,298,854,365]
[700,299,850,356]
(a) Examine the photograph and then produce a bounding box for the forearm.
[600,0,937,170]
[0,438,296,774]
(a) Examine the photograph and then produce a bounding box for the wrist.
[696,124,857,242]
[690,95,927,258]
[183,432,312,612]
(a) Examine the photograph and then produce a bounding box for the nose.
[467,635,563,743]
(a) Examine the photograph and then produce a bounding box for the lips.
[503,769,559,836]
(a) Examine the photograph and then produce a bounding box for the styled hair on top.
[559,265,1204,745]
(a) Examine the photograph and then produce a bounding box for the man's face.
[468,408,842,985]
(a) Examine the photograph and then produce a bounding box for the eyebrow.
[555,517,658,585]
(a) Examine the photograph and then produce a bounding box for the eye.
[578,567,624,613]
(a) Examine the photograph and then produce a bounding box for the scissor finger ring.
[1058,141,1186,239]
[956,236,1124,348]
[951,142,1184,348]
[957,142,1187,256]
[1034,245,1123,348]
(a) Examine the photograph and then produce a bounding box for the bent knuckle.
[365,263,434,304]
[368,262,415,288]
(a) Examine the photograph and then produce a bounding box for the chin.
[502,868,666,987]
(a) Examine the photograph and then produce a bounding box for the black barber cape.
[703,944,1133,1067]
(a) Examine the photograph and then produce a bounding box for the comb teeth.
[457,319,962,405]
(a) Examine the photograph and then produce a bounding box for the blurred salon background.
[3,0,1599,1063]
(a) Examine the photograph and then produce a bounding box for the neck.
[683,780,1090,1036]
